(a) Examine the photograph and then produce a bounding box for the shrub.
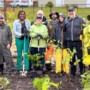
[69,4,78,8]
[45,1,53,7]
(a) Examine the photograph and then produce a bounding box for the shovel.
[61,27,64,73]
[20,30,28,77]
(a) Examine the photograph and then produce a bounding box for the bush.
[45,1,53,7]
[69,4,78,8]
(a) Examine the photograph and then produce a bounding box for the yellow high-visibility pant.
[55,49,69,73]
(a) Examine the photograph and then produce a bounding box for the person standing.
[13,11,30,73]
[30,15,48,70]
[62,7,85,76]
[45,11,59,71]
[31,10,48,26]
[29,10,48,70]
[0,15,15,75]
[53,13,69,74]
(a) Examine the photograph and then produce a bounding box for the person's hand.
[36,33,42,37]
[61,23,64,29]
[47,44,50,50]
[24,28,29,33]
[80,30,83,35]
[21,33,27,37]
[7,44,10,49]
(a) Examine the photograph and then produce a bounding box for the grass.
[0,7,90,22]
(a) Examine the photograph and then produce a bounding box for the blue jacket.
[13,19,31,38]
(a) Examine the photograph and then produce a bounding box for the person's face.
[36,18,42,24]
[19,12,25,20]
[37,12,44,18]
[59,16,64,22]
[68,10,75,19]
[51,13,57,20]
[0,18,4,25]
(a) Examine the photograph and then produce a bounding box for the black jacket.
[64,15,85,41]
[31,16,48,26]
[53,21,67,48]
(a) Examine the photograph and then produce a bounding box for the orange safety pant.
[45,44,54,64]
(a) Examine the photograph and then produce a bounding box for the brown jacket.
[47,21,59,40]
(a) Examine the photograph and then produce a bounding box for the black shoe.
[10,71,16,76]
[16,70,20,74]
[0,71,3,76]
[88,67,90,70]
[45,64,52,71]
[7,71,16,76]
[71,73,76,77]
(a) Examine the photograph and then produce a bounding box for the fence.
[0,4,90,22]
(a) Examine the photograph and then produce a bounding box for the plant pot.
[34,66,40,70]
[30,71,37,78]
[87,46,90,55]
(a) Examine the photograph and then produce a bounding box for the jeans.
[29,47,46,67]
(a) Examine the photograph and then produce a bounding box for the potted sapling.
[28,53,43,78]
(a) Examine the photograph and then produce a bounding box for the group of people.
[0,7,86,77]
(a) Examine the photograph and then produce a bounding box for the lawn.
[0,7,90,22]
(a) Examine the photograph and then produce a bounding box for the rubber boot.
[0,64,3,75]
[45,63,52,71]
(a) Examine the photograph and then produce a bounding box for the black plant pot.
[30,71,37,78]
[34,66,40,70]
[34,66,43,75]
[87,46,90,55]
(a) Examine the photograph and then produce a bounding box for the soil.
[1,35,86,90]
[4,60,88,90]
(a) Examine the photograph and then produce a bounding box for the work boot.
[0,71,3,76]
[0,64,3,76]
[70,72,76,77]
[7,71,16,76]
[16,70,20,74]
[45,63,52,71]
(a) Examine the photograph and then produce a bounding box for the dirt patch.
[5,34,85,90]
[5,61,87,90]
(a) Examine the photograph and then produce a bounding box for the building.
[2,0,90,8]
[38,0,64,7]
[37,0,90,8]
[64,0,90,8]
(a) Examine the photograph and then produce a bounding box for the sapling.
[27,53,43,71]
[33,75,60,90]
[0,77,10,90]
[80,71,90,90]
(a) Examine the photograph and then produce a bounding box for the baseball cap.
[68,7,75,11]
[36,15,42,19]
[0,15,4,19]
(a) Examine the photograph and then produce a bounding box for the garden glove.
[47,44,50,50]
[35,33,43,37]
[80,30,83,35]
[21,33,27,37]
[24,28,29,33]
[61,23,64,29]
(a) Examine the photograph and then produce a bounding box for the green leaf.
[81,75,86,78]
[33,78,39,88]
[50,82,59,88]
[42,83,49,90]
